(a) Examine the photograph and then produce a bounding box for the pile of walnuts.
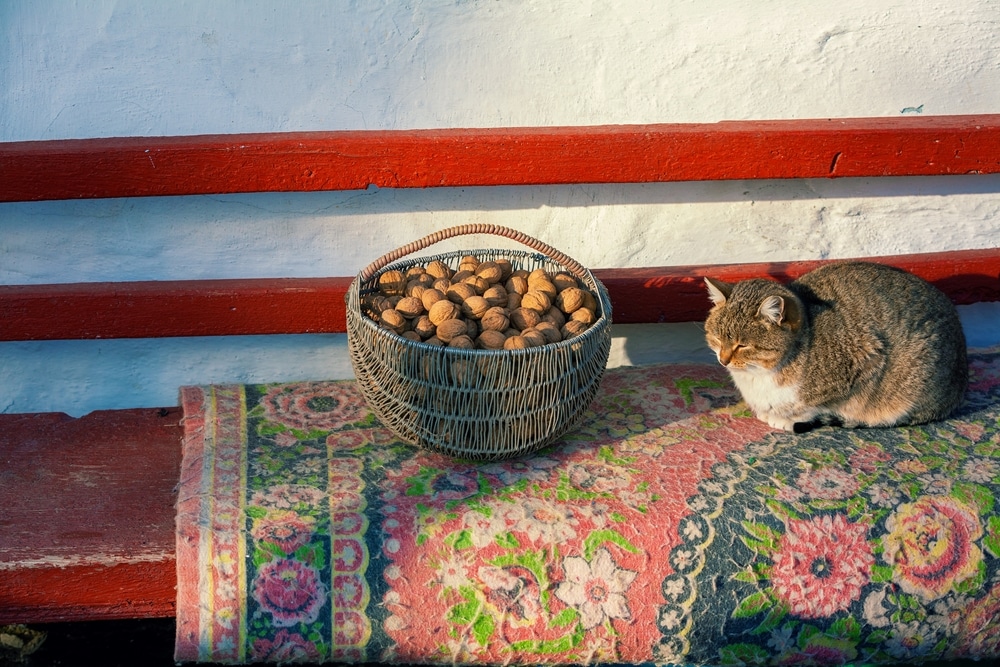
[364,255,600,350]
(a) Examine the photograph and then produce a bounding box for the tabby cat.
[703,262,968,432]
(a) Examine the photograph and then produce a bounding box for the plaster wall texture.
[2,0,999,415]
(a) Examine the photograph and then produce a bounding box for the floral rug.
[175,347,1000,665]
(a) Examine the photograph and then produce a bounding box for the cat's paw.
[760,413,796,432]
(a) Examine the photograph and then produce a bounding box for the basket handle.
[358,224,592,283]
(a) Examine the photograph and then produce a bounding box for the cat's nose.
[717,350,732,366]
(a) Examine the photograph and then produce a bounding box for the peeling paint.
[0,551,172,571]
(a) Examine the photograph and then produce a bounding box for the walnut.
[509,307,541,331]
[448,334,475,349]
[378,270,407,296]
[450,359,474,383]
[482,285,508,307]
[555,287,585,314]
[474,261,504,285]
[504,275,529,296]
[480,307,510,332]
[406,282,428,299]
[413,315,436,339]
[541,307,566,328]
[521,290,552,314]
[428,299,461,326]
[561,320,589,339]
[379,309,407,334]
[552,272,579,292]
[461,295,490,320]
[395,296,424,319]
[459,255,480,273]
[503,335,529,350]
[571,307,596,326]
[420,288,446,311]
[476,330,507,350]
[425,260,453,280]
[447,282,477,303]
[462,275,489,295]
[463,318,479,338]
[495,258,514,281]
[527,268,549,284]
[527,276,557,299]
[535,321,563,344]
[520,328,547,347]
[436,318,468,343]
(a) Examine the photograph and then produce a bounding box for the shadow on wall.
[202,173,1000,213]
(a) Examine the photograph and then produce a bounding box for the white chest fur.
[727,366,802,419]
[729,368,822,431]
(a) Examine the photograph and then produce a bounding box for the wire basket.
[345,224,612,460]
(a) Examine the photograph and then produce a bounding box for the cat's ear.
[758,295,786,325]
[759,294,803,329]
[704,277,732,306]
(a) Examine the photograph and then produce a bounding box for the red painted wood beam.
[2,249,997,341]
[2,115,999,202]
[0,408,182,623]
[602,247,1000,325]
[0,277,354,341]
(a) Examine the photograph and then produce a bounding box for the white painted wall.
[2,0,1000,415]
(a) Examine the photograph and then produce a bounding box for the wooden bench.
[2,115,1000,625]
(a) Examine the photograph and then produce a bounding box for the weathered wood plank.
[0,562,177,624]
[2,249,998,341]
[2,115,999,202]
[0,408,181,623]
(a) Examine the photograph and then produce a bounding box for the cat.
[703,262,968,433]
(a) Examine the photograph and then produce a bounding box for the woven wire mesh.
[346,248,612,460]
